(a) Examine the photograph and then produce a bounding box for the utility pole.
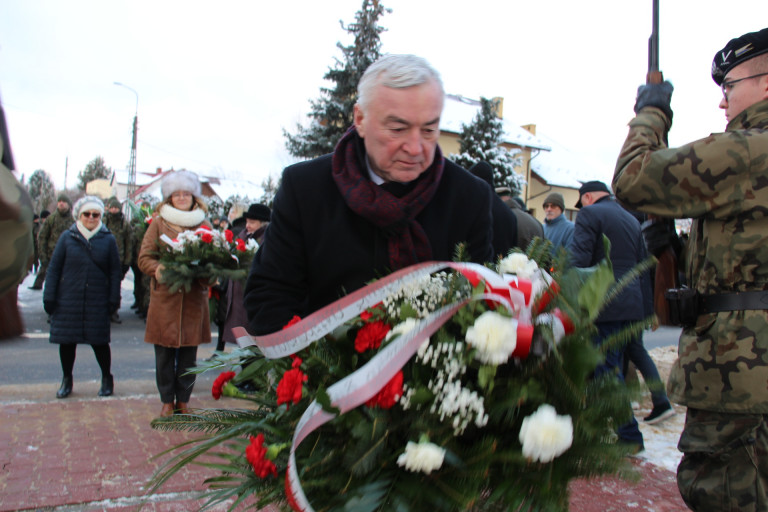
[114,82,138,199]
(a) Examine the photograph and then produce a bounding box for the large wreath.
[150,240,650,511]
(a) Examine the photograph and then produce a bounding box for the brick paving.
[0,387,688,511]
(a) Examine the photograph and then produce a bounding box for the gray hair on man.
[356,54,444,111]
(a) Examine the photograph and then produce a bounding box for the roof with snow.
[442,94,617,190]
[529,132,614,189]
[118,168,264,202]
[441,94,551,151]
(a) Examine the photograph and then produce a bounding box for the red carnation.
[354,321,391,353]
[245,434,277,478]
[201,232,214,244]
[236,238,246,251]
[198,224,212,231]
[360,310,373,322]
[283,315,302,329]
[276,356,307,406]
[224,229,234,243]
[365,371,403,409]
[212,371,236,399]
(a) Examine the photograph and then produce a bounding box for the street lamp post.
[113,82,138,199]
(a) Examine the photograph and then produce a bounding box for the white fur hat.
[161,170,202,200]
[72,195,105,219]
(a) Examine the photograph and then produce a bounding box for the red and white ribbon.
[231,261,543,511]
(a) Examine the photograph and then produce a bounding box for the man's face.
[543,202,562,221]
[719,61,768,123]
[354,80,443,183]
[245,218,262,234]
[57,200,68,212]
[108,206,120,215]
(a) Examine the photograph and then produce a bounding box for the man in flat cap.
[613,27,768,510]
[569,180,654,455]
[542,191,573,257]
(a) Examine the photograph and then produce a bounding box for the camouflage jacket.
[0,169,34,296]
[38,208,75,263]
[104,211,134,266]
[613,99,768,413]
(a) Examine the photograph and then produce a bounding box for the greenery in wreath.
[156,226,258,293]
[149,239,651,512]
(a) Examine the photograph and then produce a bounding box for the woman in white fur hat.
[138,170,212,417]
[44,195,122,399]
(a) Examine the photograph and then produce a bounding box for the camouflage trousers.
[677,408,768,511]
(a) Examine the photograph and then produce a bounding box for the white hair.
[357,54,444,111]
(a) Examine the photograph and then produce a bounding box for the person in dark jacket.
[244,54,493,335]
[569,180,654,453]
[542,192,574,256]
[44,196,121,399]
[503,193,543,251]
[469,161,518,261]
[220,203,270,350]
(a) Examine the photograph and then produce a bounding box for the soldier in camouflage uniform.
[0,100,34,297]
[613,27,768,512]
[103,196,134,323]
[31,192,75,290]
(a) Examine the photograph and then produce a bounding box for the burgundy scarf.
[332,126,444,271]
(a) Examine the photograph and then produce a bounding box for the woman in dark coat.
[44,196,121,399]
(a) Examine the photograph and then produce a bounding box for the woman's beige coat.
[138,216,212,348]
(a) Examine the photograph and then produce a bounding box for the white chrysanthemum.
[518,404,573,463]
[465,311,517,365]
[386,317,419,342]
[396,441,446,474]
[499,253,539,279]
[245,238,259,251]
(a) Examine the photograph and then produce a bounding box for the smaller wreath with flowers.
[151,240,651,512]
[156,226,258,293]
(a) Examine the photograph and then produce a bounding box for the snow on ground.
[632,344,684,473]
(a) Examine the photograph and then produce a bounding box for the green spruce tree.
[26,169,56,213]
[77,156,112,191]
[450,97,525,194]
[283,0,389,159]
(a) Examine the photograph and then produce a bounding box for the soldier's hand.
[634,81,674,120]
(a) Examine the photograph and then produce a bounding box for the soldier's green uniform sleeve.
[0,126,34,295]
[614,106,760,220]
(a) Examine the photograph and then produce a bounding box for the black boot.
[56,376,73,399]
[98,374,114,397]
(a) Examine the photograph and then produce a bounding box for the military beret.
[712,27,768,85]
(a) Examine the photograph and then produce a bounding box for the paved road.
[1,271,219,403]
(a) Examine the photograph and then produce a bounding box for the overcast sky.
[1,0,766,191]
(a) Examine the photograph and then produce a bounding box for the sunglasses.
[81,212,101,219]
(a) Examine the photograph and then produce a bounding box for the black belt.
[699,291,768,313]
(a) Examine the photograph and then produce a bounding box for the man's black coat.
[244,153,494,335]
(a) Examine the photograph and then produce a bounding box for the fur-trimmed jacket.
[138,206,212,348]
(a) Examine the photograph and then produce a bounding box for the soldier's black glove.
[44,301,56,315]
[634,81,674,120]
